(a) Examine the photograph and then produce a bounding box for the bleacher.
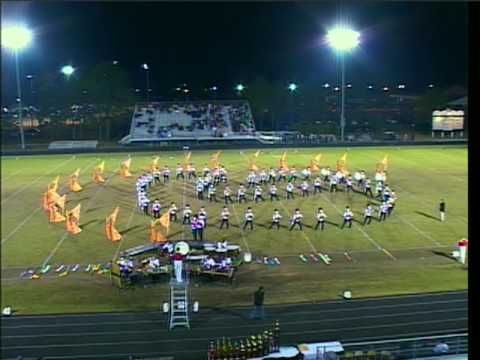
[120,100,258,144]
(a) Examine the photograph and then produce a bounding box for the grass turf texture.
[1,146,468,315]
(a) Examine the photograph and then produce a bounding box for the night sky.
[1,1,469,103]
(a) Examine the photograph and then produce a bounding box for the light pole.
[287,83,297,131]
[61,65,76,139]
[2,25,33,150]
[326,26,360,142]
[141,63,150,102]
[26,74,34,107]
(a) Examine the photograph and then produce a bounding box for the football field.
[1,145,468,315]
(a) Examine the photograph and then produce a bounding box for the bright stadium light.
[141,63,149,70]
[326,27,360,52]
[2,25,33,150]
[2,26,32,50]
[61,65,75,77]
[288,83,298,92]
[398,84,406,89]
[334,86,340,92]
[367,85,374,89]
[323,83,330,88]
[211,86,218,91]
[326,25,360,142]
[236,84,245,92]
[383,86,389,92]
[428,84,434,88]
[346,83,352,88]
[113,60,119,65]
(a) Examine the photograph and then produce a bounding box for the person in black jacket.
[250,286,265,319]
[439,199,446,222]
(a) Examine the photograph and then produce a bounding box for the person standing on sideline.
[439,199,446,222]
[171,252,185,283]
[250,286,265,319]
[191,216,198,241]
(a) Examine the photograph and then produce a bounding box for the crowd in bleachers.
[130,101,256,139]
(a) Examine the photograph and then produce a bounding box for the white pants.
[174,260,183,282]
[440,212,445,222]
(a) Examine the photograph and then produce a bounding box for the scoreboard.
[432,109,464,131]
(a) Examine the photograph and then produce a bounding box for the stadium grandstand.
[120,100,266,144]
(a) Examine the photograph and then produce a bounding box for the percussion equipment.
[175,241,190,255]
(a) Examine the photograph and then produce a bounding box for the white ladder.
[169,272,190,330]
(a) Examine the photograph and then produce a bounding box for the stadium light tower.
[288,83,298,92]
[326,26,360,142]
[2,25,33,150]
[141,63,150,102]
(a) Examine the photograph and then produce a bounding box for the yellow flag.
[209,151,221,168]
[159,212,170,234]
[72,168,80,178]
[279,152,288,170]
[314,153,322,162]
[339,153,347,162]
[381,155,389,167]
[254,150,261,158]
[48,176,60,192]
[151,156,160,171]
[119,158,132,177]
[122,158,131,169]
[97,161,105,173]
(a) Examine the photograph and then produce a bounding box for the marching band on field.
[135,163,397,238]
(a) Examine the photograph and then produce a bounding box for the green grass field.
[1,146,468,315]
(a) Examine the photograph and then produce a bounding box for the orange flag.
[66,204,82,235]
[279,152,288,170]
[150,219,167,243]
[119,158,132,177]
[183,152,192,169]
[310,153,322,171]
[56,194,67,212]
[159,212,170,234]
[248,150,260,171]
[42,189,60,210]
[69,168,82,192]
[47,203,66,223]
[336,153,348,172]
[105,206,122,242]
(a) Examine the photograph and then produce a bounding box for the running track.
[1,290,467,360]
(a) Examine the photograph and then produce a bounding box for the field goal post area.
[48,140,98,150]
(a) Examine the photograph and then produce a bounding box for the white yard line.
[41,168,118,267]
[230,204,251,253]
[277,201,318,254]
[1,157,75,205]
[319,192,396,260]
[1,159,98,245]
[398,217,442,247]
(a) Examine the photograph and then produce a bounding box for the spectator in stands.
[433,340,449,355]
